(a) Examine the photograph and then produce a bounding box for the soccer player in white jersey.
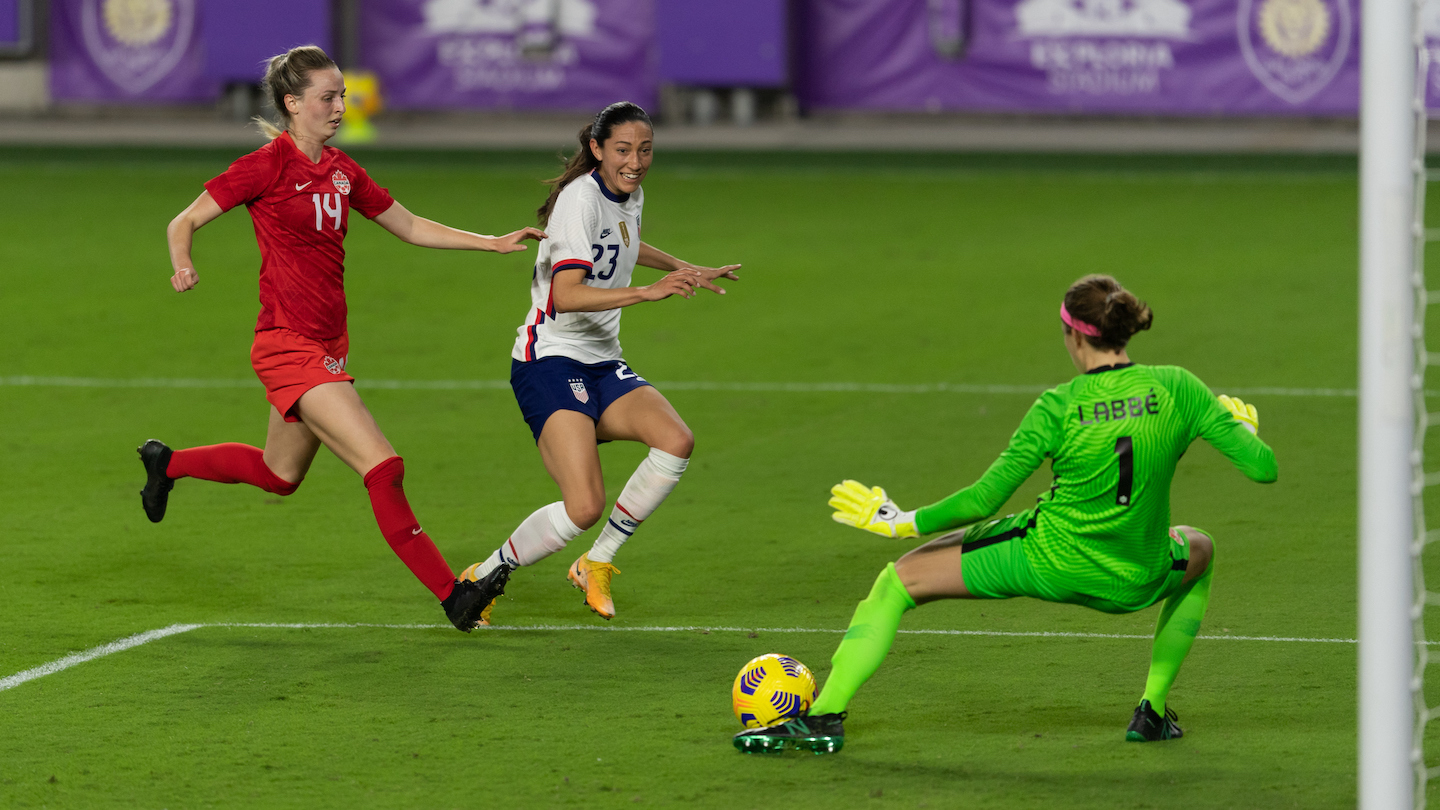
[460,102,740,623]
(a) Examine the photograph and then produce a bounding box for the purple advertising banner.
[201,0,331,83]
[361,0,657,111]
[796,0,1361,115]
[657,0,788,87]
[50,0,218,102]
[1425,2,1440,110]
[0,0,19,47]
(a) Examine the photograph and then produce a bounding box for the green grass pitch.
[0,146,1409,807]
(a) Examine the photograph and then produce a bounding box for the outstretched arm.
[372,201,546,253]
[914,396,1061,533]
[551,266,704,312]
[165,191,225,292]
[638,241,739,296]
[830,393,1063,538]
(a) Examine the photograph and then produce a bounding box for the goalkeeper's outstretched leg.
[806,530,975,718]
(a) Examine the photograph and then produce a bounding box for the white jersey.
[513,170,644,364]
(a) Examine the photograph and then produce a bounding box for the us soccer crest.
[79,0,196,95]
[1238,0,1351,104]
[332,170,351,195]
[569,378,589,404]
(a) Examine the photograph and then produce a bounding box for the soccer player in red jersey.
[140,45,544,632]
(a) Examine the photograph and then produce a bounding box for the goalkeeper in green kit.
[735,274,1277,754]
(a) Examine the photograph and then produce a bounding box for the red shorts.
[250,327,354,422]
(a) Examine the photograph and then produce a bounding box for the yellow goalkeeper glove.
[1218,394,1259,435]
[829,479,919,539]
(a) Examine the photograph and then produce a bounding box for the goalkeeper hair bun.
[1063,274,1153,350]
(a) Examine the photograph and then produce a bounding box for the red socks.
[167,445,454,601]
[167,443,298,495]
[363,456,455,601]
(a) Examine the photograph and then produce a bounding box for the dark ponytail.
[537,101,653,226]
[1062,274,1153,350]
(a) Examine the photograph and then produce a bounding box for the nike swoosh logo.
[295,181,313,191]
[412,527,423,535]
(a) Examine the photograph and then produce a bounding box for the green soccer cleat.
[1125,699,1183,742]
[733,712,846,755]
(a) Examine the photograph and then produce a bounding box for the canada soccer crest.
[569,378,589,404]
[331,170,351,195]
[323,355,346,374]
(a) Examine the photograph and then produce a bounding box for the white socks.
[475,501,583,578]
[477,448,689,577]
[588,448,689,563]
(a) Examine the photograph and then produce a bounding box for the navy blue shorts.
[510,356,653,442]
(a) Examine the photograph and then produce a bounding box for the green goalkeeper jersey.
[915,364,1277,598]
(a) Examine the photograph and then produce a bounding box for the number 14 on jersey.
[313,193,343,231]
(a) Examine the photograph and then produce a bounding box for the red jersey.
[204,131,395,340]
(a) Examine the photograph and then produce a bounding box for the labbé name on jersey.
[1076,390,1161,426]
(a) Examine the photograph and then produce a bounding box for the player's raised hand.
[640,269,702,301]
[829,479,919,539]
[171,267,198,292]
[1218,394,1259,434]
[486,226,548,254]
[683,263,741,295]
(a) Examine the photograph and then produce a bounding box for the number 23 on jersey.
[587,243,619,281]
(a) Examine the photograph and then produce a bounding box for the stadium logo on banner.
[1014,0,1191,38]
[424,0,596,36]
[1014,0,1191,96]
[1238,0,1350,104]
[78,0,195,95]
[423,0,597,91]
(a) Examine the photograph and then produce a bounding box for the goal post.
[1359,0,1419,806]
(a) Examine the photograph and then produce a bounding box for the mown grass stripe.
[0,376,1360,398]
[0,621,1375,695]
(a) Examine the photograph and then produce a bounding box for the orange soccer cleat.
[566,553,620,620]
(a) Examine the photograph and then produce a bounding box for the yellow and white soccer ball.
[732,653,818,728]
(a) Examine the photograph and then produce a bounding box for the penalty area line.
[0,623,202,693]
[0,621,1372,694]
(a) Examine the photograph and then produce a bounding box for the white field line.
[0,623,202,692]
[0,375,1363,398]
[0,621,1380,695]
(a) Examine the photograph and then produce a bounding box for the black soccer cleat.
[734,712,846,755]
[441,563,513,632]
[137,439,175,523]
[1125,699,1183,742]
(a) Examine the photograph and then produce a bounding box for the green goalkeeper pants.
[959,514,1193,614]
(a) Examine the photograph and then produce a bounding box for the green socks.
[1140,559,1214,714]
[810,552,1210,717]
[810,563,917,716]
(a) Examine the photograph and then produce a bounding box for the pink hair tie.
[1060,303,1101,337]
